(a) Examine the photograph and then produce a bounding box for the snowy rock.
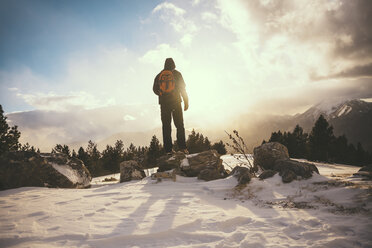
[274,159,319,183]
[183,150,227,179]
[253,142,289,170]
[253,142,319,183]
[157,152,186,172]
[155,150,227,181]
[0,151,91,190]
[259,170,277,180]
[198,168,223,181]
[119,160,146,182]
[230,166,252,185]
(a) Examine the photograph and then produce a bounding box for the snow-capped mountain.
[299,99,371,122]
[230,99,372,153]
[290,99,372,151]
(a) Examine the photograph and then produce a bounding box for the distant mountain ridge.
[227,99,372,153]
[279,99,372,152]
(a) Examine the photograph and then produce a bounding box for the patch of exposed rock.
[0,151,91,190]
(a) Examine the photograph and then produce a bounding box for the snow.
[51,163,87,186]
[336,104,352,117]
[1,156,371,248]
[180,158,189,168]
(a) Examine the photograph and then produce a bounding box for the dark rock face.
[0,152,91,190]
[120,160,146,183]
[253,142,289,170]
[259,170,277,180]
[230,166,252,185]
[155,150,227,181]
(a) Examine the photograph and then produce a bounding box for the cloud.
[6,104,160,151]
[312,63,372,81]
[139,43,185,67]
[152,2,198,46]
[152,2,186,16]
[15,91,115,112]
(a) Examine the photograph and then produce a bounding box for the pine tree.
[308,115,335,162]
[52,144,71,157]
[147,135,163,164]
[211,140,227,155]
[0,104,21,154]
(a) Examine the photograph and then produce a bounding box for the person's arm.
[153,74,160,95]
[177,72,189,111]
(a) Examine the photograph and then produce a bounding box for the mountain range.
[230,99,372,153]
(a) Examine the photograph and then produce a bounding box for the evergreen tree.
[211,140,227,155]
[147,135,163,164]
[52,144,71,157]
[0,104,21,154]
[85,140,101,175]
[101,140,124,173]
[290,125,308,158]
[186,129,212,154]
[308,115,335,162]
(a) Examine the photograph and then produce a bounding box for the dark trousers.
[161,102,186,152]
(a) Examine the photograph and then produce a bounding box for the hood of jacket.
[164,58,176,70]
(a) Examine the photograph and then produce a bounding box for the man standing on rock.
[153,58,189,155]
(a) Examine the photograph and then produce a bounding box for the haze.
[1,0,371,151]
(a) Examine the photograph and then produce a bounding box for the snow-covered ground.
[1,156,371,248]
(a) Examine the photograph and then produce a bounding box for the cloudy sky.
[1,0,371,150]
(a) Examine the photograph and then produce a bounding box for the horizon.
[1,0,372,151]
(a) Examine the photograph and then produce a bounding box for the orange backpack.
[158,70,175,96]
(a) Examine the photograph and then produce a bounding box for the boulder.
[253,142,289,170]
[154,150,227,181]
[157,152,186,172]
[182,150,226,178]
[281,170,297,183]
[0,151,91,190]
[120,160,146,182]
[230,166,252,185]
[259,170,277,180]
[253,142,319,183]
[198,168,223,181]
[274,159,319,183]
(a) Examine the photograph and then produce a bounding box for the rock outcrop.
[253,142,289,170]
[119,160,146,183]
[254,142,319,183]
[0,151,91,190]
[155,150,227,181]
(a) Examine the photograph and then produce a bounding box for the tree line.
[263,115,372,166]
[52,130,226,177]
[1,104,226,177]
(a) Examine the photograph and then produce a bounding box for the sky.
[1,0,372,151]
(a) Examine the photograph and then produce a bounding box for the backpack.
[158,70,175,96]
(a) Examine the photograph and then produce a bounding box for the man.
[153,58,189,154]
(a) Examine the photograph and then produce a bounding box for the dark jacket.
[153,58,188,106]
